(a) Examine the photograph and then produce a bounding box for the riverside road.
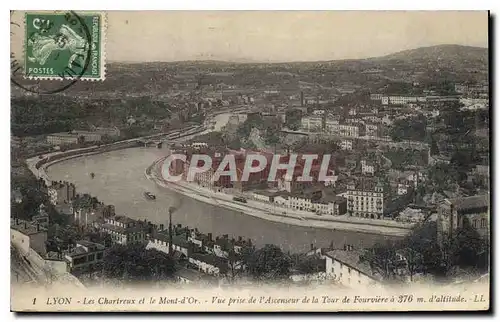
[46,112,402,252]
[46,145,401,253]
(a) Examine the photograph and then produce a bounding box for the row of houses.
[370,94,460,105]
[248,188,347,216]
[9,204,387,288]
[146,226,251,277]
[280,129,356,151]
[300,116,366,138]
[30,175,252,280]
[46,127,121,146]
[12,191,489,288]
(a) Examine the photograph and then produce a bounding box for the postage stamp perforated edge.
[22,11,107,81]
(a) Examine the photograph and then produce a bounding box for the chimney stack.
[238,236,242,242]
[208,233,212,241]
[160,224,164,231]
[310,243,314,251]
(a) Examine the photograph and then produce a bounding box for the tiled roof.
[190,253,228,273]
[112,215,137,225]
[76,240,105,251]
[101,222,148,234]
[324,250,382,281]
[66,241,105,257]
[214,238,231,250]
[153,231,190,249]
[66,246,89,256]
[452,194,489,211]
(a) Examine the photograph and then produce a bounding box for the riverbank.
[145,158,413,237]
[26,125,207,186]
[26,140,141,186]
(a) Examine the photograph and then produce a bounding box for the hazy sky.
[12,11,489,62]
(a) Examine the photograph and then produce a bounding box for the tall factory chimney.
[168,207,176,255]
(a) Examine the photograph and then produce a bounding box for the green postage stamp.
[24,11,106,80]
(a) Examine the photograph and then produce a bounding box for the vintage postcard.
[10,11,490,312]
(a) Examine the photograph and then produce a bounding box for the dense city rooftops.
[347,177,384,192]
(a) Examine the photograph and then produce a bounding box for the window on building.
[73,256,86,266]
[97,252,103,260]
[348,267,351,274]
[481,218,487,228]
[88,254,95,261]
[473,219,478,228]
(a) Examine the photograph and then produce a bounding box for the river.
[46,113,401,253]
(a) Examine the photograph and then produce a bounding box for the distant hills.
[110,44,488,66]
[370,44,488,64]
[12,44,487,97]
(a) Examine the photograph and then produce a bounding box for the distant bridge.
[138,139,163,148]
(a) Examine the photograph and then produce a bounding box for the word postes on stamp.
[24,11,105,81]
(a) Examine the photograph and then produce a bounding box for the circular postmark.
[10,10,94,94]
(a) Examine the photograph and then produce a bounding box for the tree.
[427,163,461,193]
[293,254,325,275]
[264,126,280,147]
[361,244,398,279]
[285,109,302,130]
[83,230,112,248]
[430,136,440,156]
[246,244,292,281]
[52,224,84,250]
[390,115,427,142]
[11,172,49,221]
[450,150,479,173]
[103,244,176,283]
[398,247,422,282]
[450,221,489,272]
[401,222,446,276]
[225,245,254,283]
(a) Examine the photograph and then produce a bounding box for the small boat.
[90,172,95,179]
[144,191,156,200]
[233,196,247,203]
